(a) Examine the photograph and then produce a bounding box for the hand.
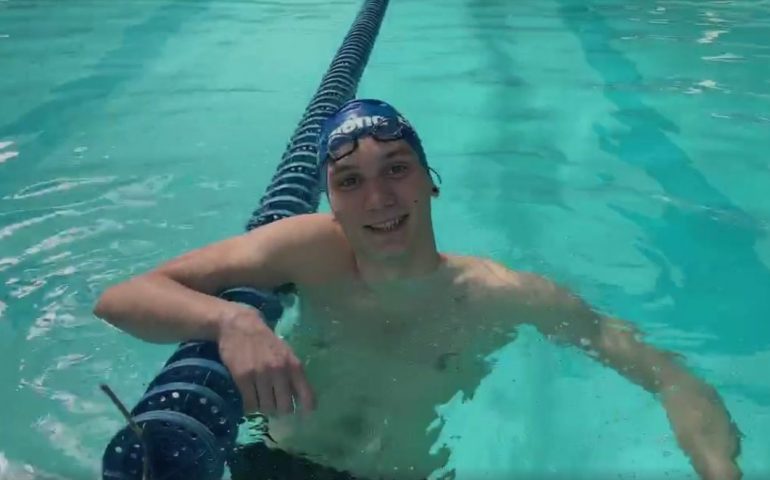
[692,449,742,480]
[662,385,742,480]
[217,308,316,416]
[686,422,742,480]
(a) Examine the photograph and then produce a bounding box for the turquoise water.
[1,0,769,478]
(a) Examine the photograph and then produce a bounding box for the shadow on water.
[465,0,565,469]
[556,0,770,354]
[464,0,570,268]
[0,0,213,169]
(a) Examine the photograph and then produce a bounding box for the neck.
[354,242,445,288]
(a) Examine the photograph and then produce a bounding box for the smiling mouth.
[364,214,409,233]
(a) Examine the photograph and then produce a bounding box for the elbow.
[93,272,167,325]
[93,275,147,326]
[93,283,121,324]
[93,289,112,318]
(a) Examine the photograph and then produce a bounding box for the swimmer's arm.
[496,270,742,480]
[93,214,340,343]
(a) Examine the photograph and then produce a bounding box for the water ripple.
[5,176,115,200]
[0,211,71,241]
[34,416,98,472]
[0,257,18,272]
[0,451,70,480]
[26,307,77,340]
[0,139,19,164]
[5,220,121,278]
[702,52,744,62]
[102,174,174,206]
[697,29,727,44]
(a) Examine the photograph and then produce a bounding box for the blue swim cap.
[317,98,428,190]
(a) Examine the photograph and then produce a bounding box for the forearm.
[94,273,262,344]
[516,274,743,479]
[591,317,741,477]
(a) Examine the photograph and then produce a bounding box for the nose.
[363,176,396,211]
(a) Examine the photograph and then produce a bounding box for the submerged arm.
[487,265,742,479]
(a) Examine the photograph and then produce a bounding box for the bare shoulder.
[152,213,354,292]
[252,213,354,284]
[445,256,594,337]
[246,212,341,240]
[444,255,567,305]
[446,255,530,291]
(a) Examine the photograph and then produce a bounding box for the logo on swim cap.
[330,115,386,137]
[328,114,413,138]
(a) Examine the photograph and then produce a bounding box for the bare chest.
[292,284,484,375]
[266,285,496,477]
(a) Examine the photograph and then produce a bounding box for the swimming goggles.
[325,116,407,163]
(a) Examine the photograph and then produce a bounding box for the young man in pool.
[94,99,742,480]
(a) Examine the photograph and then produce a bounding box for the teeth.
[369,216,405,231]
[374,219,397,229]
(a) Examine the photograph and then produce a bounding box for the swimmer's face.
[326,136,436,259]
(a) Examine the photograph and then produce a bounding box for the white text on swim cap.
[329,115,411,138]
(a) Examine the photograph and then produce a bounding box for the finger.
[256,374,276,415]
[288,360,316,413]
[233,373,259,414]
[271,370,294,415]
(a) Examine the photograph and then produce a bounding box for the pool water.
[1,0,769,478]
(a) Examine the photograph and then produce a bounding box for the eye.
[388,163,409,177]
[336,175,360,190]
